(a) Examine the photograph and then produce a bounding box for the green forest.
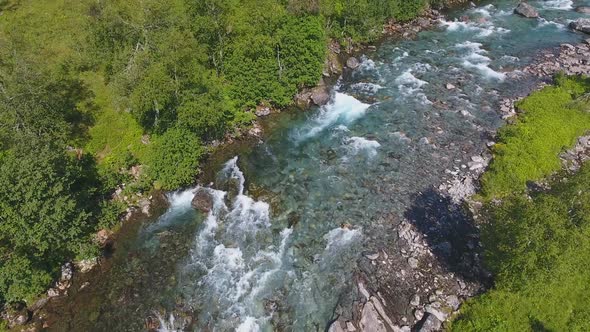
[0,0,430,306]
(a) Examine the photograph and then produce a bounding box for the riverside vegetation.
[0,0,435,311]
[451,75,590,331]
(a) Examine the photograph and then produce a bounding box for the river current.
[51,1,590,331]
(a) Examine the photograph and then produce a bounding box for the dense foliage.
[0,0,439,304]
[452,76,590,331]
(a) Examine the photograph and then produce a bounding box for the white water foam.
[456,41,505,81]
[440,17,509,39]
[166,157,296,331]
[350,82,384,94]
[540,0,573,10]
[344,136,381,159]
[395,69,432,105]
[537,18,566,29]
[294,93,371,140]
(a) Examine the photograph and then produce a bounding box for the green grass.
[451,76,590,331]
[82,72,150,172]
[481,75,590,198]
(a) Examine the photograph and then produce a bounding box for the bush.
[0,140,99,302]
[146,127,205,190]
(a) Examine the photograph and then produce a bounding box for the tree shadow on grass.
[403,188,491,284]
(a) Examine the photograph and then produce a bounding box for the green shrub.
[146,127,205,190]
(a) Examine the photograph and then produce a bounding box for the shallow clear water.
[62,1,590,331]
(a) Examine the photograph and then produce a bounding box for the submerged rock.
[570,18,590,34]
[514,2,539,18]
[575,6,590,14]
[191,188,213,213]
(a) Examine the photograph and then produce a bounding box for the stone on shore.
[514,2,539,18]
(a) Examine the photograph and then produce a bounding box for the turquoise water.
[63,1,590,331]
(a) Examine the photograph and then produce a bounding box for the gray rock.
[191,188,213,213]
[360,302,387,332]
[346,321,357,331]
[328,321,347,332]
[419,137,430,145]
[514,2,539,18]
[570,18,590,34]
[366,253,380,260]
[255,106,271,117]
[445,83,456,90]
[346,57,360,69]
[425,303,449,321]
[414,308,425,321]
[416,313,442,332]
[446,295,461,311]
[408,257,419,269]
[575,6,590,14]
[310,84,331,106]
[410,294,421,306]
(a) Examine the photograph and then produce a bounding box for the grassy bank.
[451,76,590,331]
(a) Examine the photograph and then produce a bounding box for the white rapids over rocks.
[156,157,364,331]
[294,92,372,141]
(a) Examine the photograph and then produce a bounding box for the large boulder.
[191,188,213,213]
[310,84,330,106]
[575,6,590,14]
[514,2,539,18]
[570,18,590,34]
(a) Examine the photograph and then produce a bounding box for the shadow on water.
[403,188,490,284]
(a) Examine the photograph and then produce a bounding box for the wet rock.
[570,18,590,34]
[416,313,442,332]
[410,294,421,306]
[575,6,590,14]
[346,57,360,69]
[310,84,331,106]
[514,2,539,18]
[191,188,213,213]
